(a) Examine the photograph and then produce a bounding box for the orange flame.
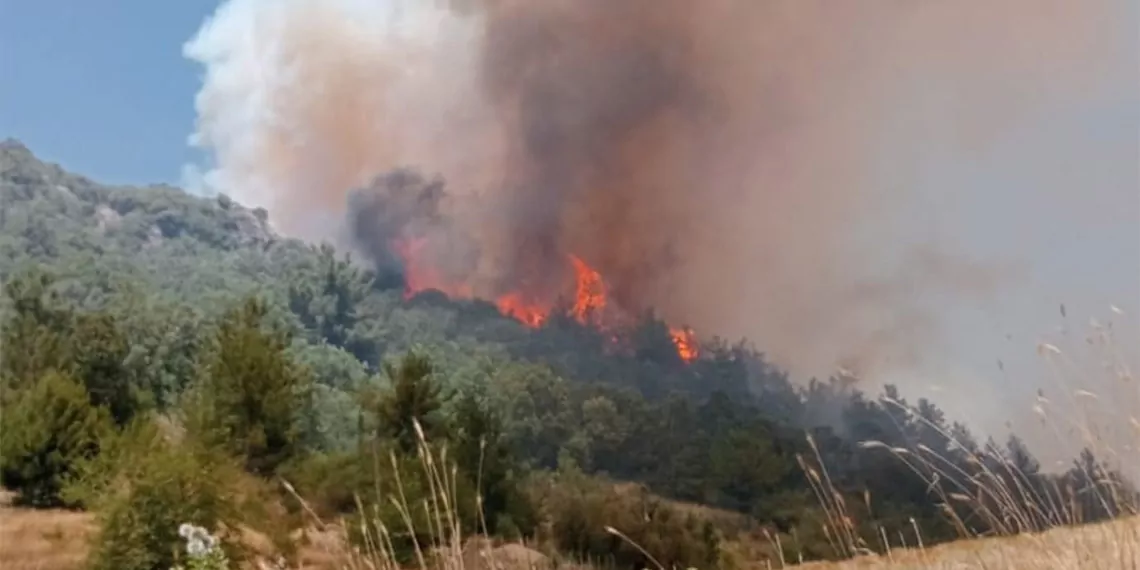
[393,239,698,362]
[569,254,606,322]
[495,292,548,327]
[670,326,699,363]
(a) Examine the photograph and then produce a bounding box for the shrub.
[292,442,481,564]
[279,451,372,518]
[284,425,495,565]
[0,371,110,507]
[66,419,254,570]
[532,472,721,570]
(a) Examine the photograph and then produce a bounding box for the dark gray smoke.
[347,170,446,285]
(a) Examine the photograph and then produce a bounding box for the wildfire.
[393,237,471,300]
[569,254,606,321]
[393,239,698,362]
[669,326,699,362]
[495,292,547,327]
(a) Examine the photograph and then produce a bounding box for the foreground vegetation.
[2,140,1137,569]
[3,472,1138,570]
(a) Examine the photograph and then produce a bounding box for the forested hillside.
[1,139,1134,569]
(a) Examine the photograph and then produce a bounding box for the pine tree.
[373,351,446,455]
[188,297,311,476]
[451,386,519,533]
[0,371,111,507]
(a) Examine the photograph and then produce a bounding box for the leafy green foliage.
[358,447,481,562]
[287,245,375,362]
[71,312,141,425]
[450,385,534,537]
[284,440,481,564]
[65,420,254,570]
[279,451,372,518]
[0,371,111,507]
[532,472,720,570]
[368,351,448,454]
[1,270,76,395]
[1,270,144,424]
[186,297,311,476]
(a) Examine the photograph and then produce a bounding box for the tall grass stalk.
[796,310,1138,567]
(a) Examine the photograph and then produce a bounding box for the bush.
[66,419,260,570]
[532,472,721,570]
[279,451,372,518]
[288,442,481,564]
[0,371,110,507]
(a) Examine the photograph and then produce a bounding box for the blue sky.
[0,0,219,184]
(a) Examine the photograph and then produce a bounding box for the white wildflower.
[187,537,208,557]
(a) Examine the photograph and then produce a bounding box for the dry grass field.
[0,492,94,570]
[791,516,1140,570]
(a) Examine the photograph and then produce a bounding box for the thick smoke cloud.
[184,0,1132,381]
[347,169,448,288]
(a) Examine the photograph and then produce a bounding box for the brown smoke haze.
[184,0,1133,381]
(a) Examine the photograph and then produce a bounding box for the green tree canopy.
[370,351,447,454]
[0,371,111,507]
[186,297,311,476]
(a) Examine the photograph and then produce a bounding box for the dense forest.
[1,139,1135,570]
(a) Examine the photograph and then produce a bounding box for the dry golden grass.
[0,502,354,570]
[0,502,95,570]
[790,515,1140,570]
